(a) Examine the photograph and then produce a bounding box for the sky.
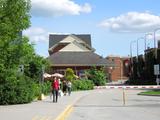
[24,0,160,58]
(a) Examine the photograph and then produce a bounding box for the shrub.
[86,67,107,86]
[0,72,40,105]
[41,81,51,95]
[72,79,94,91]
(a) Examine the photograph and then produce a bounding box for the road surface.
[66,89,160,120]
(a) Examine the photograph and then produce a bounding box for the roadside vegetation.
[64,67,107,91]
[0,0,50,105]
[138,90,160,96]
[0,0,108,105]
[86,67,108,86]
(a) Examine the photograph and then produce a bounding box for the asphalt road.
[66,89,160,120]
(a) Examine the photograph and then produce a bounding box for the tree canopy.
[0,0,50,105]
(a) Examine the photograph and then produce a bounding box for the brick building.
[47,34,114,77]
[106,55,130,82]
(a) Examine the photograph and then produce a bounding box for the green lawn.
[138,90,160,96]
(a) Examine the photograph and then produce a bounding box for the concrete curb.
[138,93,160,96]
[94,85,160,89]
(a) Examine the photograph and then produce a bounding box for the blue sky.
[24,0,160,58]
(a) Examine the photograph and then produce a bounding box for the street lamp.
[109,67,113,82]
[130,40,136,63]
[153,28,160,59]
[130,41,136,58]
[137,37,144,58]
[144,33,153,51]
[130,41,136,79]
[153,28,160,48]
[119,59,122,83]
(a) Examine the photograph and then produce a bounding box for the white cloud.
[31,0,92,17]
[99,12,160,33]
[23,27,49,43]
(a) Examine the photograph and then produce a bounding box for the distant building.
[106,55,130,81]
[47,34,114,77]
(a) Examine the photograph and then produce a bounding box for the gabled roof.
[49,34,91,48]
[59,40,92,52]
[47,52,114,67]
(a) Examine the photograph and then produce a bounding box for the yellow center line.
[55,104,73,120]
[32,115,40,120]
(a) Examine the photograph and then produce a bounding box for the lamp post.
[119,59,122,83]
[130,40,136,64]
[136,37,144,78]
[137,37,144,59]
[130,41,136,58]
[153,28,160,59]
[144,33,153,51]
[130,41,136,77]
[109,67,113,82]
[153,28,160,48]
[153,28,160,85]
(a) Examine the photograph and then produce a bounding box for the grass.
[138,90,160,96]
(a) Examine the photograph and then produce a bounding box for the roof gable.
[59,40,91,52]
[59,35,75,43]
[49,34,91,49]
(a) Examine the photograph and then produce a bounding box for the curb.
[138,93,160,96]
[94,85,160,89]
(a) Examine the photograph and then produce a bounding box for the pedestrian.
[67,81,72,96]
[62,80,67,96]
[58,78,63,97]
[52,77,59,102]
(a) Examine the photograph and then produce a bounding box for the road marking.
[55,105,73,120]
[32,115,39,120]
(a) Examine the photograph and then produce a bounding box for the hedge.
[72,79,94,91]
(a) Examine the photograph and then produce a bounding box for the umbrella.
[43,73,52,78]
[52,73,64,78]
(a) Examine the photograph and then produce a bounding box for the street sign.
[154,64,159,75]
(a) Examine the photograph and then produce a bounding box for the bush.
[86,67,107,86]
[72,79,94,91]
[41,81,51,95]
[0,67,43,105]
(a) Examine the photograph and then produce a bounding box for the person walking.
[62,80,67,96]
[52,77,59,102]
[67,81,72,96]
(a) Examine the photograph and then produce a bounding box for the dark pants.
[68,87,71,96]
[52,89,58,102]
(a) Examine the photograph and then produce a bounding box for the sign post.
[154,64,160,85]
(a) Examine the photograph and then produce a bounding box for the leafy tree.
[64,68,76,82]
[0,0,31,70]
[86,67,107,86]
[0,0,51,105]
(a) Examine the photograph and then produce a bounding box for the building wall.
[106,56,129,81]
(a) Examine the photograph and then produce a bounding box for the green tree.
[0,0,51,105]
[86,67,107,86]
[0,0,31,70]
[64,68,76,82]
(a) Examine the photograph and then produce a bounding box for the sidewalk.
[0,91,90,120]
